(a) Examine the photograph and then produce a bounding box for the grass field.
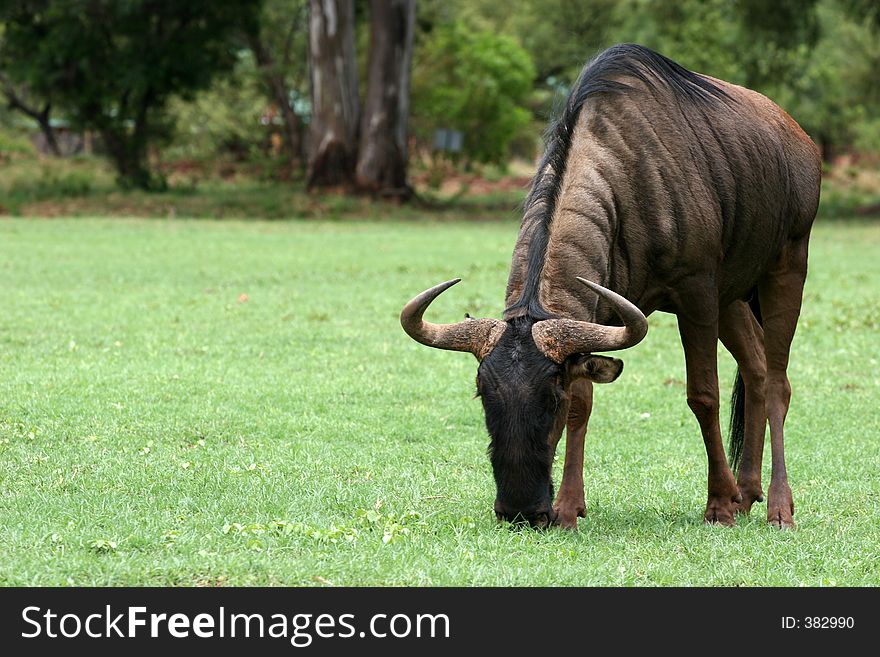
[1,215,878,586]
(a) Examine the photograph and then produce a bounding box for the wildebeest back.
[504,44,821,325]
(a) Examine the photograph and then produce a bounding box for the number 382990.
[782,616,855,629]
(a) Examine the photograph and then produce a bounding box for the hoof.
[735,482,765,515]
[767,482,795,529]
[552,500,586,530]
[768,512,796,530]
[704,492,740,526]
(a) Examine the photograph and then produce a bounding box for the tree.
[777,0,880,160]
[249,0,309,172]
[306,0,359,188]
[0,1,261,189]
[355,0,415,199]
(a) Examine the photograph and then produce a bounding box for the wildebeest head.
[400,278,647,528]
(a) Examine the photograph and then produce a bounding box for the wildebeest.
[401,44,820,530]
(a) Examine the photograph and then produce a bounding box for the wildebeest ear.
[570,355,624,383]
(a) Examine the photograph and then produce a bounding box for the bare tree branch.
[0,72,62,155]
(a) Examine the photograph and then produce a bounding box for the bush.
[411,22,536,166]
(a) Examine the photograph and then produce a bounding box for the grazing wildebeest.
[401,44,820,529]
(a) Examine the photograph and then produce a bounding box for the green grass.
[0,216,878,586]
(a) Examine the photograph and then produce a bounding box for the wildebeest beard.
[476,316,564,525]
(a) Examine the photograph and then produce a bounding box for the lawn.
[0,215,878,586]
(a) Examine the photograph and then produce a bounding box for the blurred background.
[1,0,879,219]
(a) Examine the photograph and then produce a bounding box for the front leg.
[677,296,742,526]
[553,378,592,529]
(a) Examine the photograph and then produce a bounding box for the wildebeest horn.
[400,279,506,359]
[531,277,648,363]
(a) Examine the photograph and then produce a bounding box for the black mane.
[505,44,732,319]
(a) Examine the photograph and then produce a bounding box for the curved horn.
[531,277,648,363]
[400,279,506,359]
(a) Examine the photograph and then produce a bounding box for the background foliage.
[3,0,880,176]
[0,0,259,187]
[410,21,535,166]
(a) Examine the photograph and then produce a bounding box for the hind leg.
[719,300,767,513]
[758,237,810,528]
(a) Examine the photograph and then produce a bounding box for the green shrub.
[411,22,536,166]
[0,127,36,157]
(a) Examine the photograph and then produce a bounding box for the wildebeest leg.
[718,301,767,513]
[757,237,809,529]
[553,378,592,529]
[677,291,742,525]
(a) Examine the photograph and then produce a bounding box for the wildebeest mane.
[505,43,733,320]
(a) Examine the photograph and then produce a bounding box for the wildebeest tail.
[728,292,763,474]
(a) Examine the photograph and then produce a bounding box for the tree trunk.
[100,116,155,191]
[269,72,305,170]
[250,34,305,171]
[355,0,415,200]
[33,106,62,157]
[306,0,359,189]
[102,129,152,189]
